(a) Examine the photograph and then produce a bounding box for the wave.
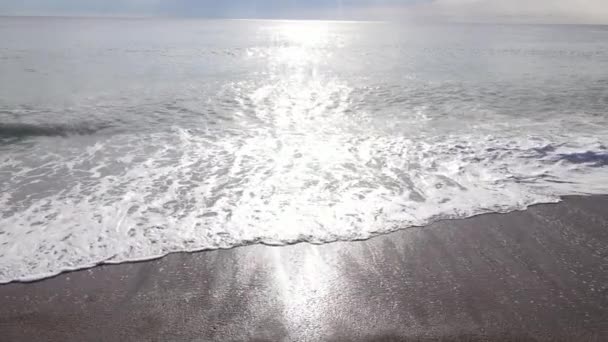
[556,151,608,167]
[0,122,109,139]
[1,128,607,283]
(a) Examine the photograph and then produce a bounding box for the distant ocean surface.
[1,17,607,283]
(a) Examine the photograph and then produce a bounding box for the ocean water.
[1,18,607,283]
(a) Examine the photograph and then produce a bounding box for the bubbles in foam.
[0,120,607,283]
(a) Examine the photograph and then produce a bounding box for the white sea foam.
[1,124,607,283]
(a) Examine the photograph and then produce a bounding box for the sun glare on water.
[271,21,333,67]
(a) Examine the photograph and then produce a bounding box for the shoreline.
[2,195,608,341]
[1,196,568,285]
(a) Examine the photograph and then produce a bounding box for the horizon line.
[1,14,607,27]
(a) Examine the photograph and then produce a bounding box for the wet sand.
[1,195,607,342]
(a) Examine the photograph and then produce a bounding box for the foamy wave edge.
[1,195,567,284]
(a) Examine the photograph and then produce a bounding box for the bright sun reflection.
[271,246,335,338]
[277,21,330,46]
[271,22,332,66]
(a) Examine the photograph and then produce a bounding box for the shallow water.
[1,18,607,282]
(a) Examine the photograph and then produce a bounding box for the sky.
[0,0,607,24]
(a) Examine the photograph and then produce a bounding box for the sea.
[1,17,607,283]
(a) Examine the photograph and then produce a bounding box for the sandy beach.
[0,195,606,341]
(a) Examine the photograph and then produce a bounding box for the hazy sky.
[1,0,607,24]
